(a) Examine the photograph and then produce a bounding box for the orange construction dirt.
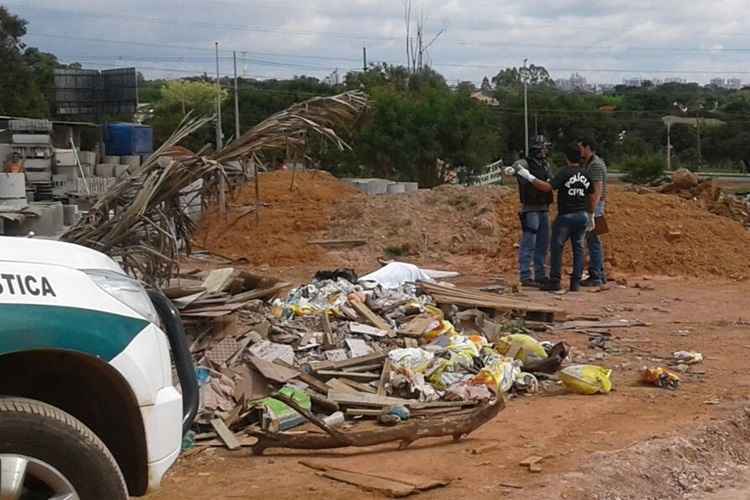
[196,170,750,280]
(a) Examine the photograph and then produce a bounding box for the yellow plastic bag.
[423,320,457,342]
[560,365,613,395]
[496,334,548,365]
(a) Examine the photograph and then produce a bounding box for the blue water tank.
[104,123,154,156]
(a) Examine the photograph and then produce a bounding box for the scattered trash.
[560,365,613,395]
[641,367,680,390]
[673,351,703,365]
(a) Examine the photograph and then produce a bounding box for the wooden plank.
[337,378,377,394]
[210,418,241,450]
[226,282,291,304]
[308,238,367,248]
[248,355,299,384]
[349,323,389,338]
[328,391,478,410]
[320,311,334,348]
[313,353,386,372]
[320,470,415,497]
[273,360,330,395]
[300,461,448,492]
[317,370,380,381]
[326,378,360,394]
[343,364,383,373]
[350,300,392,332]
[420,282,567,316]
[398,314,439,338]
[377,359,391,396]
[345,338,373,358]
[345,408,382,417]
[552,319,648,331]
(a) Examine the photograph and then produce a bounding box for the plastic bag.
[560,365,613,395]
[389,348,434,374]
[496,334,548,365]
[423,320,458,342]
[471,356,521,394]
[359,262,435,289]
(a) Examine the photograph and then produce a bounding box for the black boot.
[569,278,581,292]
[541,280,561,292]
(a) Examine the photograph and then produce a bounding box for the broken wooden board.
[300,460,449,493]
[317,370,380,382]
[326,378,360,394]
[350,300,392,332]
[336,378,377,394]
[320,311,334,348]
[202,268,236,295]
[248,355,300,384]
[313,352,387,372]
[211,418,241,450]
[308,238,367,248]
[248,341,295,365]
[226,282,291,304]
[377,359,391,397]
[398,314,440,338]
[349,322,390,338]
[552,319,648,331]
[327,390,476,410]
[319,470,415,497]
[421,281,566,322]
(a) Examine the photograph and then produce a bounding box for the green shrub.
[618,155,666,184]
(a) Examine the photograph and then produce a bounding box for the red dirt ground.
[149,277,750,500]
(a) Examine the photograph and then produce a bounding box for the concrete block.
[55,165,79,179]
[387,183,406,194]
[363,179,389,195]
[63,204,80,226]
[103,155,120,164]
[79,151,97,165]
[3,202,64,237]
[114,165,129,178]
[120,155,141,169]
[54,149,77,166]
[96,164,116,177]
[24,159,52,171]
[403,182,419,193]
[0,173,27,209]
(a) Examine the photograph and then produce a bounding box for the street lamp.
[522,58,529,157]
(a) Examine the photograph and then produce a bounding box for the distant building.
[710,78,725,87]
[555,73,593,92]
[470,91,500,106]
[623,78,642,88]
[664,77,687,84]
[727,78,742,89]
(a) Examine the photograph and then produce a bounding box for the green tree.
[0,6,48,116]
[159,80,227,116]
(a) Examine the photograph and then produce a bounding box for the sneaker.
[541,280,561,292]
[580,278,603,287]
[534,277,550,287]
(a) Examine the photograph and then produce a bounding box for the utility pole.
[233,50,240,140]
[215,42,226,216]
[666,117,672,172]
[523,58,529,157]
[362,45,367,72]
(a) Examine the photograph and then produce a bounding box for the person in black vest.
[504,136,553,287]
[507,142,595,292]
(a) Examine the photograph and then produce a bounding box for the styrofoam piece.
[54,149,77,166]
[96,164,116,177]
[114,165,129,178]
[387,183,406,194]
[403,182,419,193]
[12,134,51,145]
[0,173,28,208]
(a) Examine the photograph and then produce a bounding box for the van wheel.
[0,398,128,500]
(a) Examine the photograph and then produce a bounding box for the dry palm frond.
[61,91,369,286]
[214,90,369,163]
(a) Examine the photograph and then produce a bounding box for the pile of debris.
[179,262,581,455]
[639,168,750,228]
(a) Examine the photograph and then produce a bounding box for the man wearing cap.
[578,138,608,286]
[506,136,553,287]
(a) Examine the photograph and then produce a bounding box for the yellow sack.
[423,320,457,342]
[496,334,548,365]
[560,365,613,395]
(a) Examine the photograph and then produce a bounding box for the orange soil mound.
[197,172,750,279]
[195,170,360,266]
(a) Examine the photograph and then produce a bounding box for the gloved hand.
[516,166,537,182]
[585,213,596,232]
[503,166,516,176]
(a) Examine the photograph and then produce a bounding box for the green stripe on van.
[0,304,148,361]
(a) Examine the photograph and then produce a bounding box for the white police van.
[0,236,197,499]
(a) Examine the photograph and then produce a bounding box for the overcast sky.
[8,0,750,85]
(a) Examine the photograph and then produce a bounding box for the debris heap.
[176,262,572,454]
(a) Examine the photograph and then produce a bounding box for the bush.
[618,155,666,184]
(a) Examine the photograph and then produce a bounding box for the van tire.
[0,397,129,500]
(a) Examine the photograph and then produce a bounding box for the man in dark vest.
[505,136,553,287]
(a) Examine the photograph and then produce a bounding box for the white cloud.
[7,0,750,84]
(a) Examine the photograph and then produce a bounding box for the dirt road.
[149,275,750,500]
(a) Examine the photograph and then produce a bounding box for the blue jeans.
[518,211,550,281]
[550,212,588,283]
[586,201,606,283]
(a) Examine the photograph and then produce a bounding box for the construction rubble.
[170,261,591,454]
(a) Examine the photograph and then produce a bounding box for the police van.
[0,236,197,499]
